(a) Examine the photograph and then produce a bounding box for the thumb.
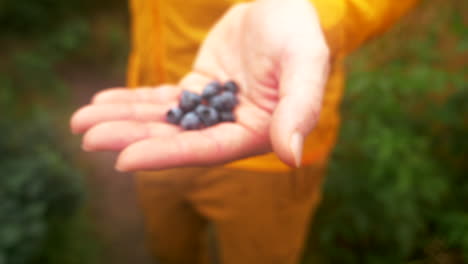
[270,45,330,168]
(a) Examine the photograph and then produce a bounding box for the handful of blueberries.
[166,80,240,130]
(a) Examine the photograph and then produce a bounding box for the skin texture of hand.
[70,0,330,172]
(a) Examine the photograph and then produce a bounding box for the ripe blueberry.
[179,90,202,112]
[202,81,222,100]
[195,105,219,126]
[219,111,235,122]
[166,107,184,125]
[223,80,239,93]
[210,91,238,111]
[180,112,202,130]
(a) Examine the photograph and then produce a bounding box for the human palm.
[70,0,330,171]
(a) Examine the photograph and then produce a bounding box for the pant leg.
[188,165,326,264]
[135,168,212,264]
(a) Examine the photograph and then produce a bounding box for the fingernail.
[115,164,126,172]
[115,156,129,172]
[290,132,303,168]
[81,144,91,152]
[115,160,127,172]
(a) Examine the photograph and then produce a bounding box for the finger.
[270,40,330,168]
[82,121,181,151]
[70,103,171,134]
[91,85,179,104]
[115,124,268,172]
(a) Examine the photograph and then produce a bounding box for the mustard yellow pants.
[135,165,326,264]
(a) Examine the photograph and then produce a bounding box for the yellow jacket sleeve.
[311,0,419,56]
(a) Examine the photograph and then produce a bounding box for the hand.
[70,0,330,172]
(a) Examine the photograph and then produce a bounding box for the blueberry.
[219,111,235,122]
[223,80,239,93]
[195,105,219,126]
[166,107,184,124]
[180,112,202,130]
[209,91,238,111]
[179,90,202,112]
[202,81,222,100]
[209,95,225,111]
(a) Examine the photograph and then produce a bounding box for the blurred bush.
[0,20,89,108]
[305,1,467,263]
[0,0,127,263]
[0,114,97,264]
[0,0,126,38]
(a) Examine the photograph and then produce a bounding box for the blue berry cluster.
[166,80,239,130]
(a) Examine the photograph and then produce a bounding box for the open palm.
[70,0,330,172]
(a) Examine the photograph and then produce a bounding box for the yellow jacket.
[127,0,418,172]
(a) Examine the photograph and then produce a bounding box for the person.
[70,0,419,263]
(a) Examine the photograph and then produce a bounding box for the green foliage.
[0,113,98,264]
[0,0,126,263]
[0,0,126,38]
[0,0,127,111]
[307,65,466,264]
[304,2,467,263]
[0,0,81,36]
[0,20,89,110]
